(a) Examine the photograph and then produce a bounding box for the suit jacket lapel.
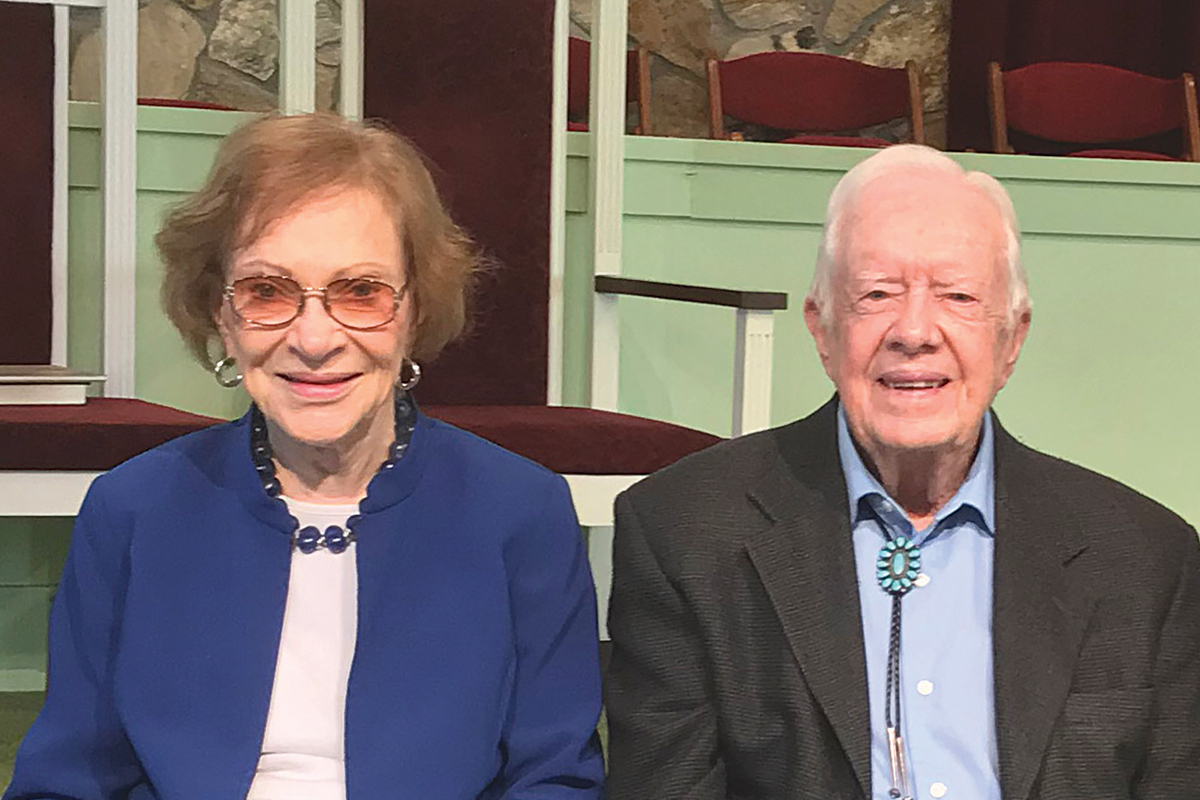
[744,400,873,797]
[992,421,1094,800]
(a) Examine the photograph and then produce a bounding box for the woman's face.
[217,187,413,452]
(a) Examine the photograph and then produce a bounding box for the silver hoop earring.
[213,356,243,388]
[397,360,421,391]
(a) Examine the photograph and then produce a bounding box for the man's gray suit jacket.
[605,399,1200,800]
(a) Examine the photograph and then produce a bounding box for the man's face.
[805,170,1030,460]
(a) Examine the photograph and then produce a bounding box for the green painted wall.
[4,110,1199,691]
[566,134,1200,527]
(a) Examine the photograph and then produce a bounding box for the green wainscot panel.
[67,102,252,419]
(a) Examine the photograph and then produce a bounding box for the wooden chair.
[706,51,925,147]
[567,37,652,135]
[988,61,1200,161]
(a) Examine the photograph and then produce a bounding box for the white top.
[246,498,360,800]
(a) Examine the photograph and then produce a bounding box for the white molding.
[587,0,628,411]
[279,0,316,114]
[547,0,568,405]
[562,473,639,527]
[101,0,138,397]
[2,0,104,7]
[338,0,363,119]
[0,471,100,516]
[731,308,775,437]
[51,3,69,365]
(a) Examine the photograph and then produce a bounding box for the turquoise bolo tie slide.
[877,536,921,595]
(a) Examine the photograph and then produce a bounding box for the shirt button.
[930,782,947,798]
[917,680,934,696]
[914,573,931,588]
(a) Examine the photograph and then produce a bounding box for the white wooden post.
[101,0,138,396]
[547,0,569,405]
[279,0,316,114]
[339,0,362,119]
[731,309,775,436]
[51,3,69,365]
[587,0,627,411]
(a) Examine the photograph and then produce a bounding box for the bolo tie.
[876,532,922,800]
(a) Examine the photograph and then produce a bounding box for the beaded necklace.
[249,392,417,554]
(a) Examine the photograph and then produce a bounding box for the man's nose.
[887,291,941,353]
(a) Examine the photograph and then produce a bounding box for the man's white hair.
[808,144,1031,329]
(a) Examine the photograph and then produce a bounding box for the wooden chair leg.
[706,58,726,140]
[988,61,1013,154]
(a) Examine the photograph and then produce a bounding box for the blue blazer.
[5,411,605,799]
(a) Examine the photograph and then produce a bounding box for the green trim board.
[564,132,1200,526]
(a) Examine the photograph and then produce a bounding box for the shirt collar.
[836,402,996,537]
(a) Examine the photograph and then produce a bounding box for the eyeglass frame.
[221,275,410,331]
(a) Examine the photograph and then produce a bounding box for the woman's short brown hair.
[157,112,485,367]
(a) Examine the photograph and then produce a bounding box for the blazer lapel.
[744,401,872,797]
[992,422,1094,800]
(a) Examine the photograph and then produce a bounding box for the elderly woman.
[5,114,604,799]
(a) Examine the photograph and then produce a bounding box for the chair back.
[567,37,652,134]
[707,52,923,143]
[989,61,1200,160]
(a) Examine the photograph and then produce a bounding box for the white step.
[0,366,105,405]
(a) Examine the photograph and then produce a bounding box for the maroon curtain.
[363,0,554,406]
[948,0,1200,151]
[0,4,53,363]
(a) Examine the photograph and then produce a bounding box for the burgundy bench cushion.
[0,398,220,471]
[0,400,722,477]
[425,405,722,475]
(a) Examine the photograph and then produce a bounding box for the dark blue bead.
[347,514,362,529]
[255,462,272,473]
[296,526,321,554]
[396,399,410,416]
[324,525,348,554]
[263,478,282,497]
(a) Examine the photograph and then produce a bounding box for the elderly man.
[604,145,1200,800]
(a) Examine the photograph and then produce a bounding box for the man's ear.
[998,307,1031,386]
[804,296,834,375]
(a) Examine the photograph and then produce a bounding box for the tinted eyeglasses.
[223,275,407,330]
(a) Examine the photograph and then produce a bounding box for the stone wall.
[68,0,948,146]
[572,0,950,147]
[69,0,342,113]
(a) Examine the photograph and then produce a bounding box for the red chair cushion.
[1003,62,1185,144]
[425,404,721,475]
[718,52,909,132]
[0,398,220,470]
[1069,148,1178,161]
[567,121,589,131]
[779,134,893,148]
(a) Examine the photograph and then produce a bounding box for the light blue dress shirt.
[837,405,1001,800]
